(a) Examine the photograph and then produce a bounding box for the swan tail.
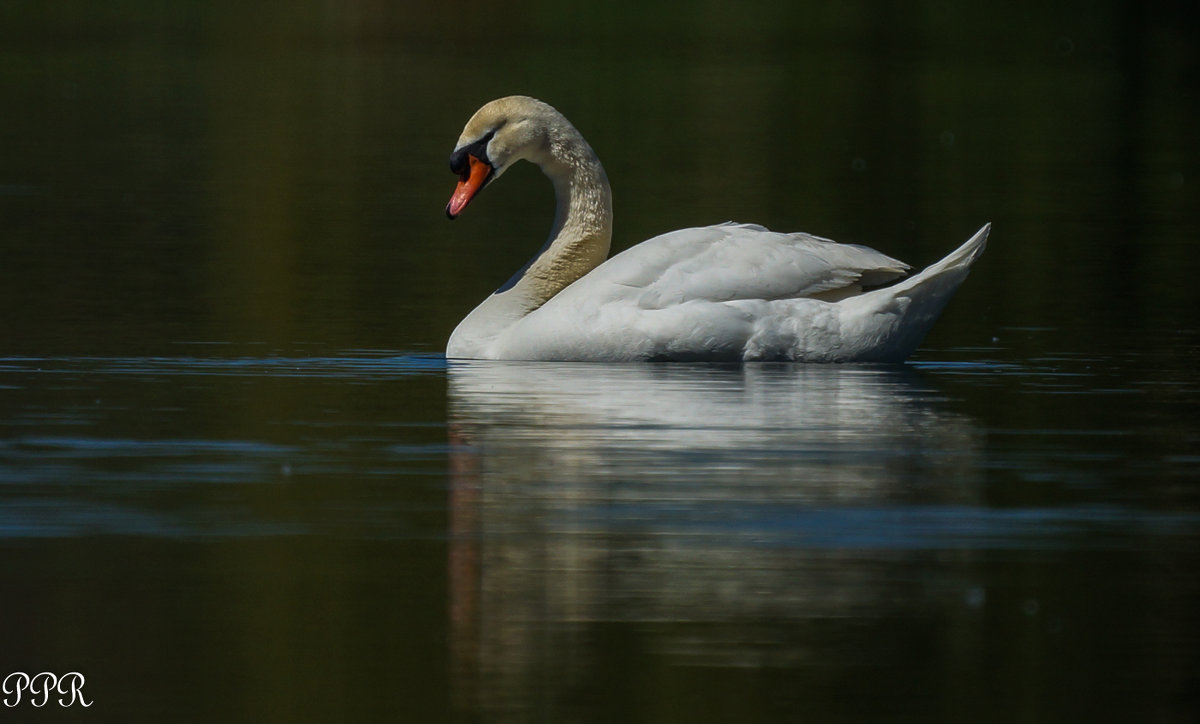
[891,223,989,296]
[841,223,990,361]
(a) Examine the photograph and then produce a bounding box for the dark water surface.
[3,2,1199,722]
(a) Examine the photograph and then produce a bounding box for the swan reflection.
[447,361,982,717]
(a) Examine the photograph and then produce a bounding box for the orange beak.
[446,155,493,219]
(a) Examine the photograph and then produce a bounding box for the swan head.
[445,96,565,219]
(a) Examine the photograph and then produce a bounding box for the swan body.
[444,96,988,362]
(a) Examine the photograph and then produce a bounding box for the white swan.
[445,96,988,362]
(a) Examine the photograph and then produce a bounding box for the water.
[2,2,1199,722]
[3,346,1197,721]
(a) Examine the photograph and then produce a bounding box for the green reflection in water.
[1,1,1196,356]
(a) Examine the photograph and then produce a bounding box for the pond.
[2,2,1198,722]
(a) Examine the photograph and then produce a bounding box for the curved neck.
[447,114,614,359]
[507,128,613,311]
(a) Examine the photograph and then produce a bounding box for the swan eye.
[449,149,471,178]
[449,129,497,179]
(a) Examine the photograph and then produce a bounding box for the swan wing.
[491,223,988,362]
[579,222,910,308]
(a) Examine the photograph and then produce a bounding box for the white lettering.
[3,672,30,707]
[2,672,91,708]
[57,672,92,707]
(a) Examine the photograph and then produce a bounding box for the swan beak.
[446,155,494,219]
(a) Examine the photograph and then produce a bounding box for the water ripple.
[0,352,447,379]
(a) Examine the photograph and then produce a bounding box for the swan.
[444,96,988,362]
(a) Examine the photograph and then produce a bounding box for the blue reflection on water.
[0,498,307,539]
[0,352,447,378]
[2,351,1198,552]
[566,502,1200,551]
[0,353,450,539]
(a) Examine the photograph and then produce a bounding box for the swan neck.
[516,130,612,308]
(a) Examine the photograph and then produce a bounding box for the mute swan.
[445,96,988,362]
